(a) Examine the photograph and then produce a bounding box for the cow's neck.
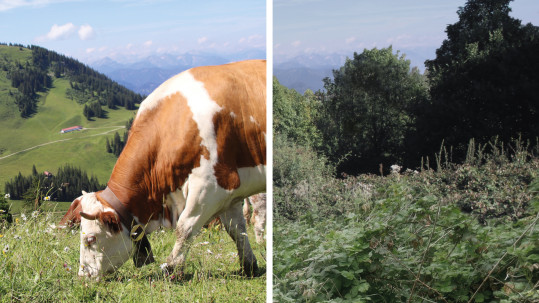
[106,128,174,225]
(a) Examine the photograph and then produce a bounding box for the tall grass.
[274,138,539,302]
[0,212,266,302]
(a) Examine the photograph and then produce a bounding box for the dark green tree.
[321,47,429,174]
[418,0,539,161]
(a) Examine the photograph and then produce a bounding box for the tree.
[419,0,539,160]
[273,77,323,149]
[321,47,429,174]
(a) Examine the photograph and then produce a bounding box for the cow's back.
[108,60,266,222]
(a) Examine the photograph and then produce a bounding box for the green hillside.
[0,44,141,189]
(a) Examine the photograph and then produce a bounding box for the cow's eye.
[85,234,97,245]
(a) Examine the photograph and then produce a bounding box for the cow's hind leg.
[220,202,259,277]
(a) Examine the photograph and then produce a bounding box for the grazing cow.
[74,60,266,278]
[242,193,266,243]
[58,199,82,228]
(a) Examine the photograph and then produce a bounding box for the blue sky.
[274,0,539,68]
[0,0,266,64]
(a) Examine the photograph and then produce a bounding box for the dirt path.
[0,126,125,161]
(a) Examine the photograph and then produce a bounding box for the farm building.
[60,126,83,133]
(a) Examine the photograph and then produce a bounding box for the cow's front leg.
[164,213,202,275]
[220,202,259,277]
[164,194,214,276]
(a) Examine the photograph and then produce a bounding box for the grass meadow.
[0,209,266,302]
[0,46,137,186]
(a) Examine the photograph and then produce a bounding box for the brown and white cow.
[243,193,266,243]
[73,60,266,278]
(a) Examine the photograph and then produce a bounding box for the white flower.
[0,209,5,213]
[43,196,51,201]
[160,263,168,271]
[4,194,10,199]
[2,244,9,254]
[71,230,77,235]
[13,235,21,240]
[21,214,27,221]
[206,249,213,254]
[64,247,70,253]
[32,211,39,218]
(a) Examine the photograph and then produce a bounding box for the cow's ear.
[82,190,88,195]
[98,211,122,233]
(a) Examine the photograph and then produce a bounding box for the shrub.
[273,134,336,220]
[0,194,12,223]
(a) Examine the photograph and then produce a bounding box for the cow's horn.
[80,211,99,220]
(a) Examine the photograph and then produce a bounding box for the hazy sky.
[274,0,539,68]
[0,0,266,64]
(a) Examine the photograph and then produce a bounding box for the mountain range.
[89,50,266,96]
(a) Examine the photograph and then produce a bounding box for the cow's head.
[76,191,133,278]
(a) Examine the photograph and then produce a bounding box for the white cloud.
[143,40,153,47]
[291,40,301,47]
[36,23,76,42]
[197,36,208,44]
[345,37,356,44]
[85,48,95,53]
[78,24,95,40]
[0,0,78,12]
[36,23,97,42]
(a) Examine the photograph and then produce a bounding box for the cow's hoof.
[160,263,185,280]
[241,262,259,277]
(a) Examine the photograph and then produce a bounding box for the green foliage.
[273,134,335,220]
[0,212,265,302]
[4,164,104,202]
[274,155,539,302]
[321,46,429,174]
[419,0,539,161]
[0,193,12,223]
[273,77,323,149]
[106,118,133,157]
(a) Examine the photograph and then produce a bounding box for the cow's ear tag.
[130,224,145,242]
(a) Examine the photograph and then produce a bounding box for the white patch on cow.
[138,69,222,187]
[78,192,132,278]
[249,115,259,126]
[230,111,236,119]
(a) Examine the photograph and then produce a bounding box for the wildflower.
[206,249,213,254]
[0,209,5,213]
[15,218,19,224]
[32,211,39,218]
[199,241,209,246]
[43,196,51,201]
[0,234,3,238]
[13,235,21,240]
[64,247,70,253]
[2,244,9,254]
[63,263,72,272]
[4,193,10,199]
[21,214,27,221]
